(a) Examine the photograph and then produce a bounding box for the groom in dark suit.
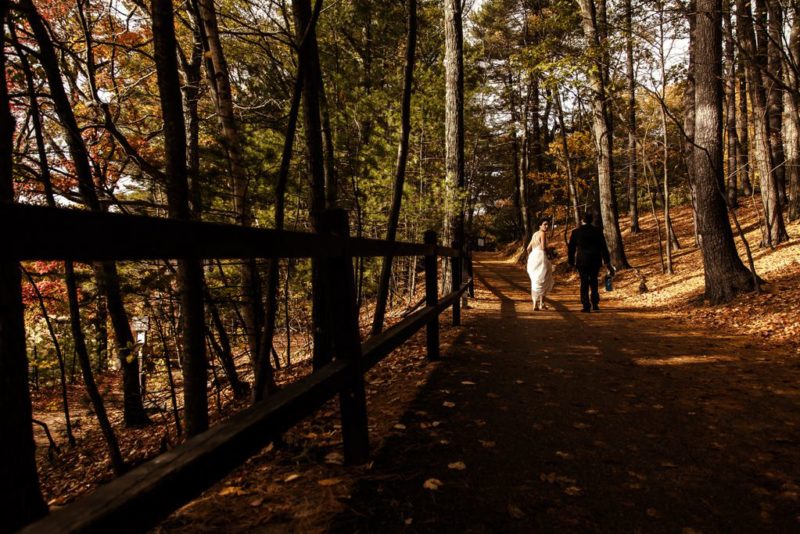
[568,212,612,312]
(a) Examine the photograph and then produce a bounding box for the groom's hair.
[582,212,594,225]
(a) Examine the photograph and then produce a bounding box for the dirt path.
[330,253,800,532]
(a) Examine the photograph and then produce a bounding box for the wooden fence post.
[424,230,439,361]
[451,240,461,326]
[321,209,369,464]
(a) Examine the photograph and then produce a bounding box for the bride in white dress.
[526,219,555,310]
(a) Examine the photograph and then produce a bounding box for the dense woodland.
[2,0,800,529]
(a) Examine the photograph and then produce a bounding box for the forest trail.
[330,252,800,532]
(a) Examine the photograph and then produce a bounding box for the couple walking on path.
[526,212,614,312]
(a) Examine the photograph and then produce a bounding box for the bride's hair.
[539,218,550,228]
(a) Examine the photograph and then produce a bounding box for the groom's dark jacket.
[568,224,611,270]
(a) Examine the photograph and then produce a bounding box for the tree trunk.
[0,5,48,524]
[292,0,330,371]
[206,294,248,398]
[23,0,150,426]
[737,57,753,195]
[786,5,800,220]
[736,0,789,246]
[723,1,740,207]
[11,37,77,445]
[253,6,319,401]
[577,0,629,268]
[182,7,204,219]
[659,2,674,274]
[65,262,126,474]
[152,0,208,436]
[372,0,417,335]
[767,0,786,204]
[555,90,581,227]
[684,0,699,246]
[694,0,755,303]
[443,0,466,254]
[94,294,108,373]
[195,0,263,367]
[625,0,640,232]
[23,269,75,445]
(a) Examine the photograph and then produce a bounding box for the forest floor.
[153,197,800,532]
[148,251,800,532]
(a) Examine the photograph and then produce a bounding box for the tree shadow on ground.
[329,254,800,533]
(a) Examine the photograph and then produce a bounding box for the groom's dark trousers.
[578,265,601,310]
[568,222,611,311]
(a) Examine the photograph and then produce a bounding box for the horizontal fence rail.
[3,204,462,261]
[14,205,472,533]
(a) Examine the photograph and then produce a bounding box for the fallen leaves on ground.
[423,478,444,490]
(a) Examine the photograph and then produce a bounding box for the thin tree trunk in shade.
[65,261,126,474]
[694,0,755,303]
[735,0,789,246]
[23,0,150,426]
[555,90,581,227]
[152,0,208,436]
[658,2,674,274]
[786,5,800,220]
[13,27,129,468]
[723,1,740,207]
[253,10,317,401]
[153,309,182,436]
[443,0,466,258]
[195,0,263,367]
[577,0,629,268]
[684,1,699,247]
[11,32,75,445]
[737,58,753,195]
[206,293,248,398]
[641,139,666,272]
[22,268,75,446]
[292,0,330,371]
[372,0,417,335]
[625,0,639,232]
[182,11,204,219]
[767,0,786,204]
[1,4,48,525]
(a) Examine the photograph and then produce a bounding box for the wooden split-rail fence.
[6,204,474,533]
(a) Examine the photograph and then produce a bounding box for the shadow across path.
[330,253,800,532]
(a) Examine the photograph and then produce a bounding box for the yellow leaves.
[317,478,343,487]
[479,440,496,448]
[393,423,407,431]
[324,452,344,465]
[540,471,584,497]
[461,380,476,385]
[218,486,248,496]
[423,478,443,490]
[447,461,466,470]
[283,473,301,483]
[442,401,456,408]
[507,504,526,519]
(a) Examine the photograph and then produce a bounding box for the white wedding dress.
[527,231,554,303]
